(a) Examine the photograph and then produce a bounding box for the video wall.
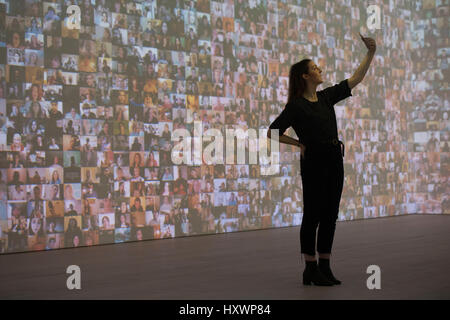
[0,0,448,253]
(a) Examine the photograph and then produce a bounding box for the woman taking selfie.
[268,32,376,286]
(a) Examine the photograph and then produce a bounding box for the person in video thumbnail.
[26,84,47,118]
[267,32,376,286]
[11,133,24,151]
[65,218,82,247]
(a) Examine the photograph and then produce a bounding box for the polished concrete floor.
[1,214,449,299]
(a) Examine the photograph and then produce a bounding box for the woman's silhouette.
[267,33,376,286]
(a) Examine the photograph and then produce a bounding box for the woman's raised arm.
[348,32,376,89]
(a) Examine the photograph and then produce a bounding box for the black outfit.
[269,79,352,256]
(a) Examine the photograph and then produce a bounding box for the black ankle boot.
[303,260,334,286]
[318,258,342,285]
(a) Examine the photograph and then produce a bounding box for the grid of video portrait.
[0,0,448,254]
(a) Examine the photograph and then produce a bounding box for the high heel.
[319,258,342,285]
[302,260,334,286]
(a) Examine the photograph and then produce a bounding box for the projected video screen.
[0,0,448,254]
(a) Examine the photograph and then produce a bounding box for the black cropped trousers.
[299,140,344,256]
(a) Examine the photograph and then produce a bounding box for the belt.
[316,138,345,157]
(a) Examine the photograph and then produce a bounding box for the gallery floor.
[1,214,449,299]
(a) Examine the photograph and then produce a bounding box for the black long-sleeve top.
[268,79,352,146]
